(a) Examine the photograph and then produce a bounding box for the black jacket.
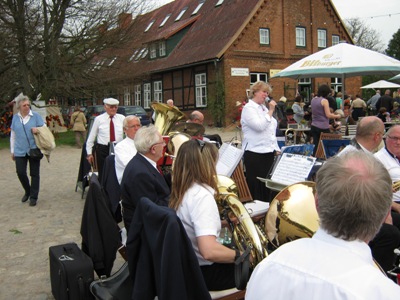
[127,197,211,300]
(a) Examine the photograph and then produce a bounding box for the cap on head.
[279,96,287,103]
[103,98,119,105]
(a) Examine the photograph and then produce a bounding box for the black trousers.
[15,155,41,200]
[94,144,109,182]
[201,263,235,291]
[243,150,275,202]
[310,125,330,156]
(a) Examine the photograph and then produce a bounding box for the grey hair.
[15,94,30,110]
[249,81,272,98]
[386,124,400,137]
[316,151,392,242]
[123,115,140,128]
[134,124,160,154]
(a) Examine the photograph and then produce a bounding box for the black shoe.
[21,194,29,203]
[29,199,37,206]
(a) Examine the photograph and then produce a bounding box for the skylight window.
[135,48,146,61]
[160,14,171,27]
[144,20,155,32]
[192,1,205,15]
[215,0,224,6]
[175,7,187,21]
[128,49,140,62]
[108,56,117,66]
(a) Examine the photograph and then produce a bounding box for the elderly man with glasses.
[86,98,124,181]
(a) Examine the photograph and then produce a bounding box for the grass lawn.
[0,130,76,150]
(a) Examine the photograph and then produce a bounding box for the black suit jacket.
[120,153,170,232]
[127,197,211,300]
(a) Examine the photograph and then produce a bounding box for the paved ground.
[0,126,240,299]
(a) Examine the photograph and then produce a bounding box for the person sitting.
[169,139,238,291]
[120,125,170,233]
[246,151,400,299]
[377,107,390,123]
[114,115,141,184]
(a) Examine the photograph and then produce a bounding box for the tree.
[344,18,384,52]
[0,0,155,103]
[386,27,400,59]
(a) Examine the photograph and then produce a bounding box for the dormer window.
[144,20,155,32]
[160,14,171,27]
[192,0,205,15]
[175,7,187,21]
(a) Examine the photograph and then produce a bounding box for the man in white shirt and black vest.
[86,98,124,181]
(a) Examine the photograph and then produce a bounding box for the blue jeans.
[15,155,41,200]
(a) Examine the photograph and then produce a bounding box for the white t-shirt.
[176,183,221,266]
[246,229,400,300]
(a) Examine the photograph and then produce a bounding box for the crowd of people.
[9,90,400,297]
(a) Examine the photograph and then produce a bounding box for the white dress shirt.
[86,113,124,155]
[176,183,221,266]
[375,147,400,202]
[246,229,400,300]
[241,99,280,153]
[114,137,137,184]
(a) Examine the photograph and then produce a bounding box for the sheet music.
[216,143,244,177]
[271,153,316,185]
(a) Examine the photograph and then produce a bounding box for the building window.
[145,20,155,32]
[195,73,207,107]
[192,0,205,15]
[159,14,171,27]
[175,7,187,21]
[144,83,151,109]
[134,84,141,106]
[128,49,139,62]
[215,0,224,6]
[296,27,306,47]
[331,77,342,93]
[150,44,157,59]
[317,29,327,48]
[153,81,163,103]
[298,78,311,84]
[159,41,166,57]
[332,35,340,46]
[108,56,117,66]
[250,73,267,85]
[123,87,131,105]
[259,28,270,45]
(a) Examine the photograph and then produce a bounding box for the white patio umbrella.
[361,80,400,89]
[271,43,400,93]
[390,74,400,81]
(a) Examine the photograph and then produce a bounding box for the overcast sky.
[156,0,399,49]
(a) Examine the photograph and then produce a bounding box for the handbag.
[89,262,132,300]
[29,148,44,160]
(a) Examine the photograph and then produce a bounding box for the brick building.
[86,0,359,126]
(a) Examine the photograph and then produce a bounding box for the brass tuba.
[217,175,268,266]
[152,102,186,135]
[264,181,319,248]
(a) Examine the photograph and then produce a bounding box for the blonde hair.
[250,81,272,98]
[169,140,219,210]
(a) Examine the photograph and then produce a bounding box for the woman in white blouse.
[241,81,280,202]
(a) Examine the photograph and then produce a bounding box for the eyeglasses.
[387,135,400,142]
[196,139,206,152]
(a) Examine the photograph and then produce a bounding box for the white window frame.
[317,29,327,48]
[259,28,270,45]
[123,87,131,105]
[145,20,155,32]
[153,81,163,103]
[332,35,340,46]
[159,14,171,27]
[331,77,342,93]
[195,73,207,107]
[192,1,205,15]
[159,41,166,57]
[150,44,157,59]
[144,83,151,109]
[296,27,306,47]
[175,7,187,21]
[134,84,141,106]
[250,73,267,85]
[298,78,311,84]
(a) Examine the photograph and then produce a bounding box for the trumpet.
[393,181,400,193]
